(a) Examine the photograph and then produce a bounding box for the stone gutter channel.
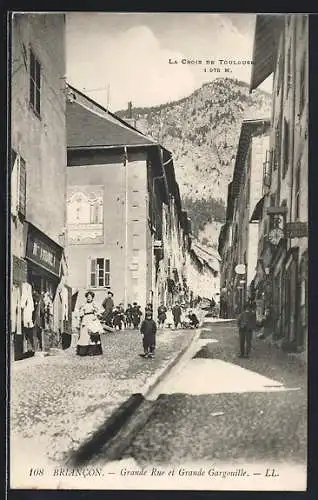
[69,327,202,467]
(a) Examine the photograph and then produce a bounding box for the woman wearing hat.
[77,291,103,356]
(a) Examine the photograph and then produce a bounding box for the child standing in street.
[140,309,157,358]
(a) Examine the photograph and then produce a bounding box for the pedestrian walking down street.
[113,306,125,330]
[131,302,142,329]
[102,291,114,327]
[237,301,257,358]
[157,303,167,328]
[125,303,133,328]
[140,309,157,358]
[172,302,182,329]
[76,291,103,356]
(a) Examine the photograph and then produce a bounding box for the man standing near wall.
[102,291,114,326]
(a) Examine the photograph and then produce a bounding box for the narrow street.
[122,318,306,463]
[10,318,307,490]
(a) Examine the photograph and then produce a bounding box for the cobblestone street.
[120,319,307,478]
[10,327,194,475]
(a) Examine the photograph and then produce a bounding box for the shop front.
[11,255,28,360]
[23,223,64,354]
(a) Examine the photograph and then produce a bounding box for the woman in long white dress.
[76,291,103,356]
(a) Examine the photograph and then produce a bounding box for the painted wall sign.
[67,185,104,244]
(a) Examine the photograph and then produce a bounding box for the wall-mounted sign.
[26,224,62,277]
[235,264,246,275]
[267,228,284,246]
[285,222,308,239]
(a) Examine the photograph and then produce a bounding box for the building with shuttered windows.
[66,85,189,316]
[249,14,308,355]
[11,14,70,359]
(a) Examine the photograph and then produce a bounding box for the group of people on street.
[75,290,201,358]
[100,291,143,330]
[157,302,199,329]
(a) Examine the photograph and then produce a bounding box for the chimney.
[128,101,133,119]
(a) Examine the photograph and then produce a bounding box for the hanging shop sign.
[285,222,308,239]
[266,206,288,215]
[235,264,246,275]
[26,224,63,277]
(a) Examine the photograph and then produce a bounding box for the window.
[29,48,41,115]
[283,118,289,178]
[263,150,273,189]
[295,160,301,219]
[270,193,276,207]
[89,258,110,288]
[274,122,281,170]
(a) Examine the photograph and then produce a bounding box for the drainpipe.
[123,146,128,308]
[289,19,297,239]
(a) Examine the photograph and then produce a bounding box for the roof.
[67,101,157,149]
[231,119,270,203]
[250,15,285,92]
[66,85,157,149]
[192,242,221,273]
[250,195,265,222]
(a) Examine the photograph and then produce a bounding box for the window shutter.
[18,157,26,216]
[90,258,96,288]
[283,119,289,178]
[105,259,110,286]
[11,151,19,216]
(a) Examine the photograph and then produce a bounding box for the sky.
[66,13,273,112]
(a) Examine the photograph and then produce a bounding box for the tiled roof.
[67,100,156,149]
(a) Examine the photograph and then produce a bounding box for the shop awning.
[250,15,285,92]
[250,196,265,222]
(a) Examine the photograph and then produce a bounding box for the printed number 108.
[29,468,44,476]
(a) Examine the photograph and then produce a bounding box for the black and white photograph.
[9,12,308,490]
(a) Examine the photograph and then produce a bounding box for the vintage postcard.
[9,12,308,491]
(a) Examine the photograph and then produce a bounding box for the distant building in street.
[218,119,270,316]
[66,85,189,317]
[186,242,221,306]
[11,14,70,360]
[249,14,308,354]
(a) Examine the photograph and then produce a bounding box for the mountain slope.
[116,77,272,247]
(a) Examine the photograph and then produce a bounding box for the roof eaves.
[250,15,285,93]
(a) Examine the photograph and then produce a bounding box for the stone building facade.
[11,13,69,359]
